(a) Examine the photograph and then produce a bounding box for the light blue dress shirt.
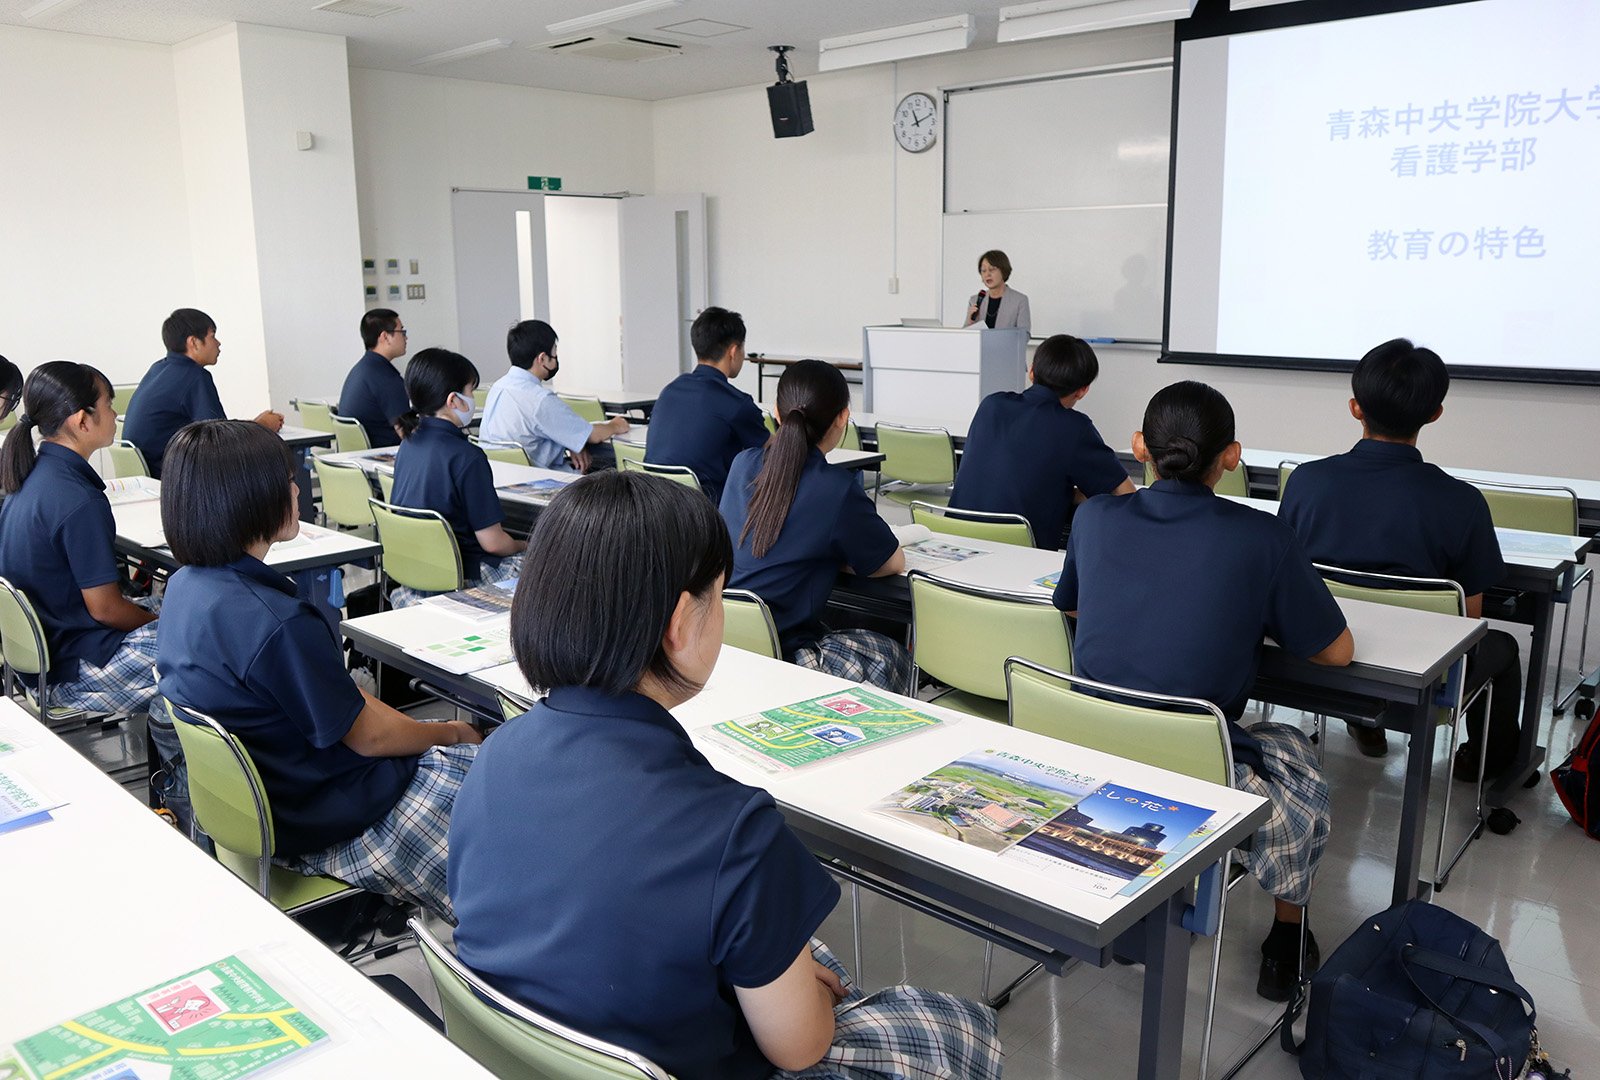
[480,366,593,470]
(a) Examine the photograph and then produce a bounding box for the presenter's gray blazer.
[968,289,1031,333]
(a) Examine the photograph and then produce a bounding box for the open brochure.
[421,578,518,622]
[103,477,160,506]
[1,954,329,1080]
[402,624,514,675]
[901,538,986,573]
[0,766,63,836]
[702,687,943,774]
[873,749,1226,899]
[498,477,575,498]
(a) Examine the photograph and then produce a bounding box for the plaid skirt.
[49,620,160,716]
[390,552,522,609]
[1232,722,1330,907]
[790,631,913,696]
[779,940,1003,1080]
[283,742,478,922]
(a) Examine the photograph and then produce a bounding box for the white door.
[618,194,707,391]
[450,190,549,384]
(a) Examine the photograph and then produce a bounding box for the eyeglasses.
[392,327,408,336]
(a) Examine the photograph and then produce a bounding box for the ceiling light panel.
[818,14,976,72]
[656,18,748,38]
[546,0,685,37]
[411,37,513,66]
[313,0,405,16]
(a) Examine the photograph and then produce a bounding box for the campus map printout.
[1,955,328,1080]
[703,687,943,774]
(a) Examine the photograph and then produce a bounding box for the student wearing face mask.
[388,348,526,607]
[479,319,629,473]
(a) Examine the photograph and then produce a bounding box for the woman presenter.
[962,249,1031,332]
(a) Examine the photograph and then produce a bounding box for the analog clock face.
[894,92,938,153]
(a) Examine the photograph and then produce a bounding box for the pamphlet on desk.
[421,578,518,622]
[0,764,63,836]
[874,749,1226,898]
[499,477,574,498]
[403,624,515,675]
[703,687,943,774]
[103,477,160,506]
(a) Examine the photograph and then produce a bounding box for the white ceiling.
[0,1,1027,100]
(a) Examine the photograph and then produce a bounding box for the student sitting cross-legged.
[1052,381,1355,1001]
[389,347,526,608]
[0,362,160,717]
[948,333,1135,548]
[719,360,912,694]
[155,420,481,921]
[1279,338,1524,780]
[448,470,1002,1080]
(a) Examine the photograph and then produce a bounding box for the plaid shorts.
[1233,722,1330,907]
[389,552,522,610]
[49,620,160,716]
[284,741,478,922]
[779,940,1003,1080]
[790,631,914,696]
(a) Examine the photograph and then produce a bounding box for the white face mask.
[448,392,475,427]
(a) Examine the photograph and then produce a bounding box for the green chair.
[107,440,150,479]
[1276,460,1299,500]
[762,412,777,436]
[1142,458,1249,497]
[908,571,1072,723]
[164,699,359,917]
[614,439,646,468]
[473,387,489,410]
[1003,657,1238,1080]
[910,501,1034,548]
[619,459,701,492]
[0,577,106,729]
[496,686,538,724]
[291,398,338,435]
[471,437,532,466]
[312,457,377,532]
[110,383,139,417]
[377,470,395,502]
[840,420,861,451]
[368,500,464,600]
[874,423,955,507]
[331,414,372,454]
[721,590,781,659]
[559,394,607,423]
[410,919,674,1079]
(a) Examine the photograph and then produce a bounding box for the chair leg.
[851,882,865,991]
[1435,682,1492,891]
[1198,853,1231,1080]
[1554,571,1595,714]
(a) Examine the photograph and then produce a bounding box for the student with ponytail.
[389,347,525,607]
[719,360,912,693]
[1051,380,1354,1002]
[0,362,160,715]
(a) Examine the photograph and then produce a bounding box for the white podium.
[862,326,1029,432]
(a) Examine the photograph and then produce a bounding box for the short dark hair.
[1352,337,1448,440]
[0,354,22,421]
[511,471,732,697]
[978,249,1012,281]
[506,320,558,370]
[161,420,295,567]
[1031,335,1099,396]
[1142,381,1236,485]
[691,307,746,361]
[162,309,216,355]
[361,308,401,350]
[398,347,479,439]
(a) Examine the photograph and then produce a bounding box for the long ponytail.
[740,359,850,558]
[0,361,111,494]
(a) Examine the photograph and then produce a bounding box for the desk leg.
[293,448,316,522]
[1137,892,1190,1080]
[1394,697,1436,906]
[1487,590,1552,805]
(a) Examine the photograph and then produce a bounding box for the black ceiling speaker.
[766,45,813,139]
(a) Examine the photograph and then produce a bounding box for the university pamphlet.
[874,749,1225,898]
[901,539,986,574]
[0,766,62,836]
[402,624,514,675]
[1,955,328,1080]
[421,578,518,622]
[499,477,574,498]
[103,478,160,506]
[703,687,943,774]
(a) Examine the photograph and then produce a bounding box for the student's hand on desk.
[609,416,631,436]
[255,410,286,432]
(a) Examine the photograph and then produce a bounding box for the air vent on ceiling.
[314,0,404,17]
[539,30,683,61]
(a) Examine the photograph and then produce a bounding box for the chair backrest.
[559,394,607,423]
[1461,479,1578,536]
[1143,459,1248,497]
[331,414,372,453]
[0,576,50,680]
[840,420,861,451]
[410,920,673,1080]
[909,572,1072,703]
[473,387,489,409]
[110,383,139,417]
[910,501,1034,547]
[369,499,464,593]
[1276,460,1298,500]
[1005,658,1234,786]
[312,457,377,529]
[762,411,777,436]
[165,700,276,895]
[107,440,150,479]
[876,423,955,486]
[620,459,701,491]
[496,687,538,723]
[377,470,395,501]
[614,439,646,467]
[721,590,782,659]
[1315,564,1465,617]
[292,398,337,435]
[471,437,531,466]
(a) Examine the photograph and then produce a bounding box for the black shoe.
[1257,928,1320,1002]
[1347,722,1389,758]
[1453,745,1490,783]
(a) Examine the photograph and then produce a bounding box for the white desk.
[278,424,335,450]
[613,428,886,472]
[319,449,578,509]
[1247,448,1600,509]
[0,699,490,1077]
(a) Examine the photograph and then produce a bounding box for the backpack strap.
[1400,945,1536,1062]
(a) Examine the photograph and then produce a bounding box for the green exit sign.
[528,176,563,191]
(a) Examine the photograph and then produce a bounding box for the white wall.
[544,197,623,392]
[0,25,195,383]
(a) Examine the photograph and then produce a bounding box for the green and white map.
[2,955,327,1080]
[703,687,942,773]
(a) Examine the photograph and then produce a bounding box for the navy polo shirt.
[949,384,1129,548]
[450,686,837,1080]
[337,350,409,448]
[646,364,770,503]
[0,443,127,681]
[157,556,413,856]
[1279,439,1506,597]
[720,446,899,651]
[1054,480,1348,772]
[122,353,226,478]
[391,416,503,578]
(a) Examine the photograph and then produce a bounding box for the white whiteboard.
[941,64,1171,340]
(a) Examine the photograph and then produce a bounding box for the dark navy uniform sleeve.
[378,376,410,431]
[1449,492,1506,597]
[730,396,771,453]
[248,614,366,749]
[1265,533,1348,660]
[1053,530,1081,613]
[456,449,505,532]
[193,369,227,421]
[712,793,840,989]
[1075,420,1132,498]
[831,480,898,576]
[59,501,122,592]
